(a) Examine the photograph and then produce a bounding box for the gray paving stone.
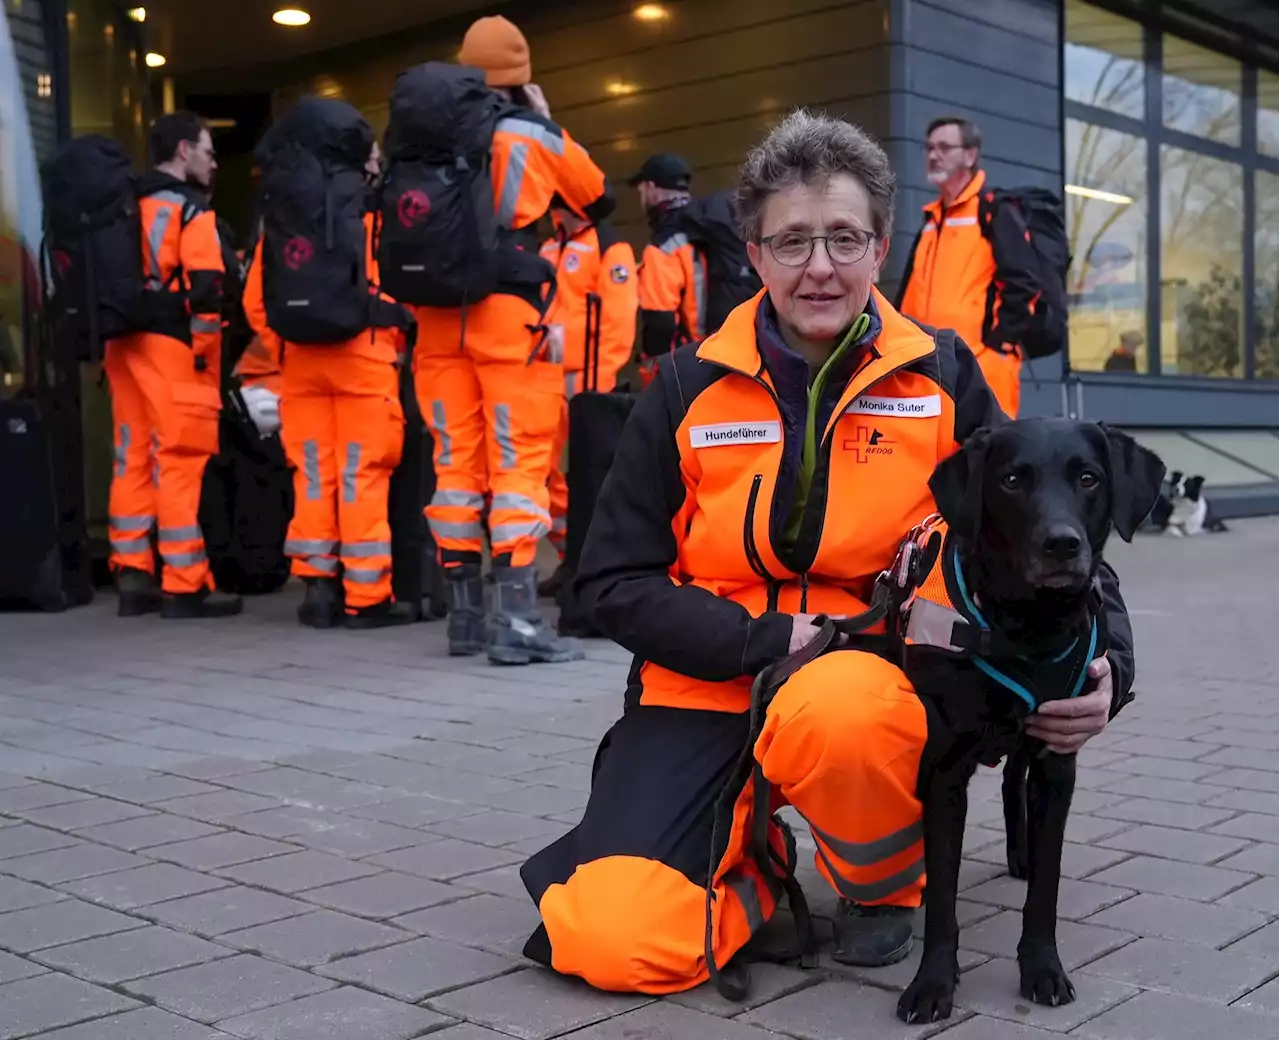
[1209,813,1279,843]
[217,909,407,967]
[31,925,234,984]
[392,892,543,957]
[1080,935,1276,1003]
[0,898,145,953]
[98,775,223,805]
[0,947,45,983]
[272,817,425,858]
[371,839,524,881]
[1222,920,1279,958]
[1102,775,1230,805]
[969,840,1131,880]
[427,1026,511,1040]
[474,784,589,817]
[76,814,223,852]
[34,1006,231,1039]
[963,875,1134,920]
[428,810,565,848]
[216,850,382,894]
[347,795,484,829]
[146,887,313,938]
[0,783,92,814]
[1095,824,1253,865]
[21,797,155,832]
[425,967,650,1040]
[167,758,267,782]
[454,864,533,901]
[1198,746,1278,771]
[300,870,464,919]
[1201,768,1279,793]
[216,807,339,840]
[0,823,80,859]
[667,961,819,1016]
[125,953,334,1025]
[954,955,1138,1032]
[1215,843,1278,875]
[315,935,515,1001]
[0,970,140,1039]
[1233,978,1279,1015]
[573,1001,789,1039]
[0,841,151,884]
[1085,892,1270,947]
[1093,798,1241,831]
[0,875,66,913]
[147,833,302,871]
[61,862,230,910]
[216,985,453,1040]
[1205,789,1279,815]
[958,910,1136,970]
[741,977,966,1038]
[835,943,989,991]
[1217,877,1280,914]
[927,1018,1073,1039]
[1062,814,1129,845]
[1070,989,1278,1040]
[1106,735,1223,761]
[1090,856,1256,901]
[155,790,285,823]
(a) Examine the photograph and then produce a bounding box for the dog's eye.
[1000,473,1022,491]
[1079,471,1099,489]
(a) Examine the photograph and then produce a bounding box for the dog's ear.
[1168,469,1183,488]
[1185,475,1205,499]
[1099,423,1166,542]
[929,428,990,542]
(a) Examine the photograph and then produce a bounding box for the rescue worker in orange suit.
[105,112,243,619]
[520,111,1136,993]
[243,119,416,629]
[537,205,638,593]
[413,15,616,664]
[632,154,705,389]
[896,116,1038,418]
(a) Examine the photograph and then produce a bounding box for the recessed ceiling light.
[273,8,311,26]
[126,6,146,21]
[633,4,669,22]
[144,51,166,67]
[606,80,639,97]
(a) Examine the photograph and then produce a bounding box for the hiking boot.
[537,562,570,600]
[488,563,586,666]
[161,588,244,619]
[445,562,486,657]
[831,900,915,967]
[297,577,343,629]
[117,567,161,617]
[345,599,417,630]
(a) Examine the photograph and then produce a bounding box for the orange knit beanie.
[458,16,531,87]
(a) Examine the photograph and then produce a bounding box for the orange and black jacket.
[638,199,707,358]
[573,288,1135,717]
[135,171,224,363]
[895,170,1040,355]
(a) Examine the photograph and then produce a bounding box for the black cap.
[627,153,692,190]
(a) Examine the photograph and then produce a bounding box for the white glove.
[239,385,281,437]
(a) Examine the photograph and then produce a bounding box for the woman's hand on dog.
[1024,656,1113,754]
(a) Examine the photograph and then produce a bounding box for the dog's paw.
[1019,946,1076,1007]
[1006,847,1029,880]
[897,965,959,1024]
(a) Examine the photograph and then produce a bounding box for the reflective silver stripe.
[943,216,977,227]
[158,525,202,543]
[815,841,926,903]
[190,316,221,334]
[493,404,516,469]
[564,372,578,400]
[284,538,338,556]
[496,142,530,229]
[303,440,321,501]
[146,205,176,283]
[660,232,689,255]
[161,549,207,567]
[491,518,550,543]
[432,489,485,509]
[342,541,392,558]
[114,424,130,477]
[692,253,708,338]
[346,566,389,585]
[305,556,340,575]
[428,518,485,540]
[810,820,924,869]
[490,491,550,522]
[496,116,566,156]
[150,189,188,207]
[111,536,151,554]
[722,867,766,935]
[905,599,968,654]
[342,443,361,504]
[429,400,452,466]
[110,514,154,533]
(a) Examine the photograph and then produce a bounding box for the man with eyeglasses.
[896,116,1038,418]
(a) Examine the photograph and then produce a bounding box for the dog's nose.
[1042,526,1082,561]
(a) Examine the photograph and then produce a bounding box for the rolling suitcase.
[557,292,637,637]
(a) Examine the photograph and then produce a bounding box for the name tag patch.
[690,421,781,448]
[846,394,942,418]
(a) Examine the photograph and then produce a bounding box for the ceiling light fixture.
[633,4,669,22]
[1065,184,1134,205]
[606,80,639,97]
[273,8,311,26]
[126,6,146,21]
[144,51,166,68]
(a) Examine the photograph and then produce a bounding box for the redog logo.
[282,236,314,270]
[396,189,431,229]
[842,425,894,463]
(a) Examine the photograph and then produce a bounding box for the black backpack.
[978,187,1069,360]
[39,135,146,361]
[678,191,762,335]
[257,96,375,344]
[377,62,504,308]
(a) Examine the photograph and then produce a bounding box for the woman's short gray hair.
[735,108,897,244]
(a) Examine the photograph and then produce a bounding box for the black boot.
[345,599,416,630]
[297,577,343,629]
[488,563,585,666]
[116,567,161,617]
[445,562,486,656]
[161,588,244,619]
[831,899,915,967]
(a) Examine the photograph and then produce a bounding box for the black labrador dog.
[895,418,1164,1024]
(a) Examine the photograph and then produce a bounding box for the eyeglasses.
[760,229,874,267]
[924,142,965,156]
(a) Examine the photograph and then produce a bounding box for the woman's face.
[746,173,890,345]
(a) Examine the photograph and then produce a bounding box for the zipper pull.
[799,572,810,613]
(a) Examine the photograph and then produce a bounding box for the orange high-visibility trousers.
[279,340,405,610]
[104,332,222,594]
[976,346,1021,419]
[414,295,563,569]
[521,649,928,994]
[547,365,619,559]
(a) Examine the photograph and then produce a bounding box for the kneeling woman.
[520,109,1134,994]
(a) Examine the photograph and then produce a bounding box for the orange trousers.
[414,295,563,568]
[279,337,405,611]
[522,649,928,994]
[547,365,619,559]
[104,332,222,594]
[976,345,1021,419]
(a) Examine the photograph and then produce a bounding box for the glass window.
[1065,119,1149,373]
[1065,0,1145,120]
[67,0,147,162]
[1258,70,1278,159]
[1255,171,1278,379]
[1160,146,1244,377]
[1162,35,1241,146]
